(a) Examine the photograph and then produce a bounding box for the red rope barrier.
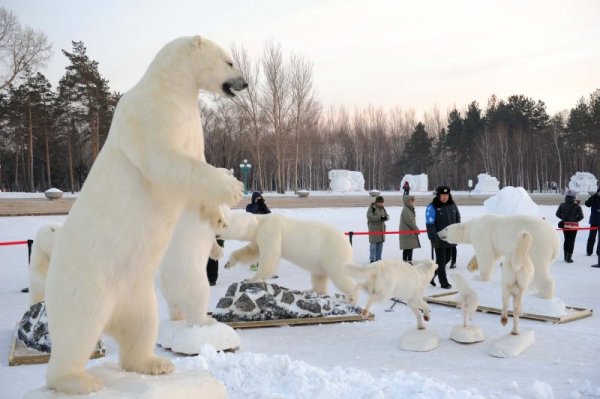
[0,240,28,246]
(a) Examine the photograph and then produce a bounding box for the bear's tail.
[511,231,533,272]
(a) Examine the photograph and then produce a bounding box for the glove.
[381,216,388,221]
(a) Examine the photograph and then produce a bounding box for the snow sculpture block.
[473,173,499,193]
[399,329,439,352]
[488,329,535,358]
[24,363,226,399]
[483,186,538,216]
[328,170,365,192]
[44,188,63,200]
[157,320,240,354]
[400,174,428,192]
[450,325,485,344]
[568,172,598,194]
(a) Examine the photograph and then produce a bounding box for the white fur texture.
[347,259,438,330]
[44,36,244,394]
[437,214,559,298]
[28,223,62,306]
[223,213,357,301]
[450,273,479,328]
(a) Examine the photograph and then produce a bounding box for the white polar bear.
[223,213,357,301]
[28,223,62,306]
[44,36,246,394]
[437,214,559,298]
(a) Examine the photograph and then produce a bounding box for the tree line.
[1,8,599,193]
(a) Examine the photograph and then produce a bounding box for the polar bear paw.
[212,172,244,207]
[200,206,228,231]
[209,242,224,260]
[137,356,175,375]
[467,256,479,272]
[47,372,103,395]
[224,259,236,269]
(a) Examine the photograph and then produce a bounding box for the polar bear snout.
[437,228,449,240]
[222,77,248,97]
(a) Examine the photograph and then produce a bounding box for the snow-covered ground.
[0,202,599,398]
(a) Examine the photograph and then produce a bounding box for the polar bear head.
[148,35,247,97]
[437,220,473,244]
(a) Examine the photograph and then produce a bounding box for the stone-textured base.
[399,329,439,352]
[449,325,485,344]
[24,362,226,399]
[488,329,535,358]
[157,320,240,354]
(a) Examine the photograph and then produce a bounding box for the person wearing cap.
[584,187,600,257]
[425,185,461,289]
[246,191,271,215]
[367,195,389,263]
[556,189,584,263]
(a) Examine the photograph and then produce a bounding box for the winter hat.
[375,196,384,203]
[436,185,451,195]
[565,189,577,198]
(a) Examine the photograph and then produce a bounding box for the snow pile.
[212,282,361,322]
[157,320,240,354]
[483,186,538,216]
[175,345,485,399]
[328,170,365,192]
[401,174,428,192]
[43,188,63,200]
[568,172,598,194]
[473,173,499,193]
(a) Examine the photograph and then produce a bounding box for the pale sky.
[4,0,600,116]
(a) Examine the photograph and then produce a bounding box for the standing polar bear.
[437,214,559,298]
[28,223,62,306]
[44,36,246,394]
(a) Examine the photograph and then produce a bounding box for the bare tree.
[0,7,52,90]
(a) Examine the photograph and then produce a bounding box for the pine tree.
[401,122,433,173]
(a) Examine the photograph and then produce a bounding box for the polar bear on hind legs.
[44,36,245,394]
[437,214,559,299]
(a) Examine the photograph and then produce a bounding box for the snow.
[569,172,598,194]
[0,198,599,398]
[157,321,240,355]
[401,174,429,192]
[328,170,365,192]
[473,173,500,193]
[483,186,539,216]
[488,330,535,358]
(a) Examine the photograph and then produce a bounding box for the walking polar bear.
[44,36,246,394]
[28,223,62,306]
[437,214,559,298]
[223,213,357,302]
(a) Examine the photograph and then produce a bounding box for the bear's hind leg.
[310,274,328,294]
[108,284,174,375]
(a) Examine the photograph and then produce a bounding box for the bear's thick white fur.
[347,259,437,329]
[224,213,357,301]
[450,272,479,328]
[44,36,245,394]
[28,223,62,306]
[437,214,559,298]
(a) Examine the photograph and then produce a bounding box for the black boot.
[566,253,573,263]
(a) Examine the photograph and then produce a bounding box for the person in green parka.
[367,196,389,262]
[399,195,421,262]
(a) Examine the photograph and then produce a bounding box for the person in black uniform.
[425,186,461,288]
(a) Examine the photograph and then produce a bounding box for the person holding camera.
[246,191,271,214]
[585,187,600,256]
[367,196,389,263]
[556,189,584,263]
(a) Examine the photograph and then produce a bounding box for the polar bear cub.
[44,36,245,394]
[28,223,62,306]
[224,213,357,301]
[437,214,559,298]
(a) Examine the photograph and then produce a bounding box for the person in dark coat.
[399,195,420,262]
[246,191,271,214]
[426,185,461,289]
[556,189,584,263]
[367,196,389,262]
[402,180,410,195]
[206,239,224,286]
[584,187,600,256]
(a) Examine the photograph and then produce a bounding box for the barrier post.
[348,231,354,246]
[27,239,33,263]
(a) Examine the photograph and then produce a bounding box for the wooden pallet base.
[424,291,593,324]
[8,332,105,366]
[221,313,374,329]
